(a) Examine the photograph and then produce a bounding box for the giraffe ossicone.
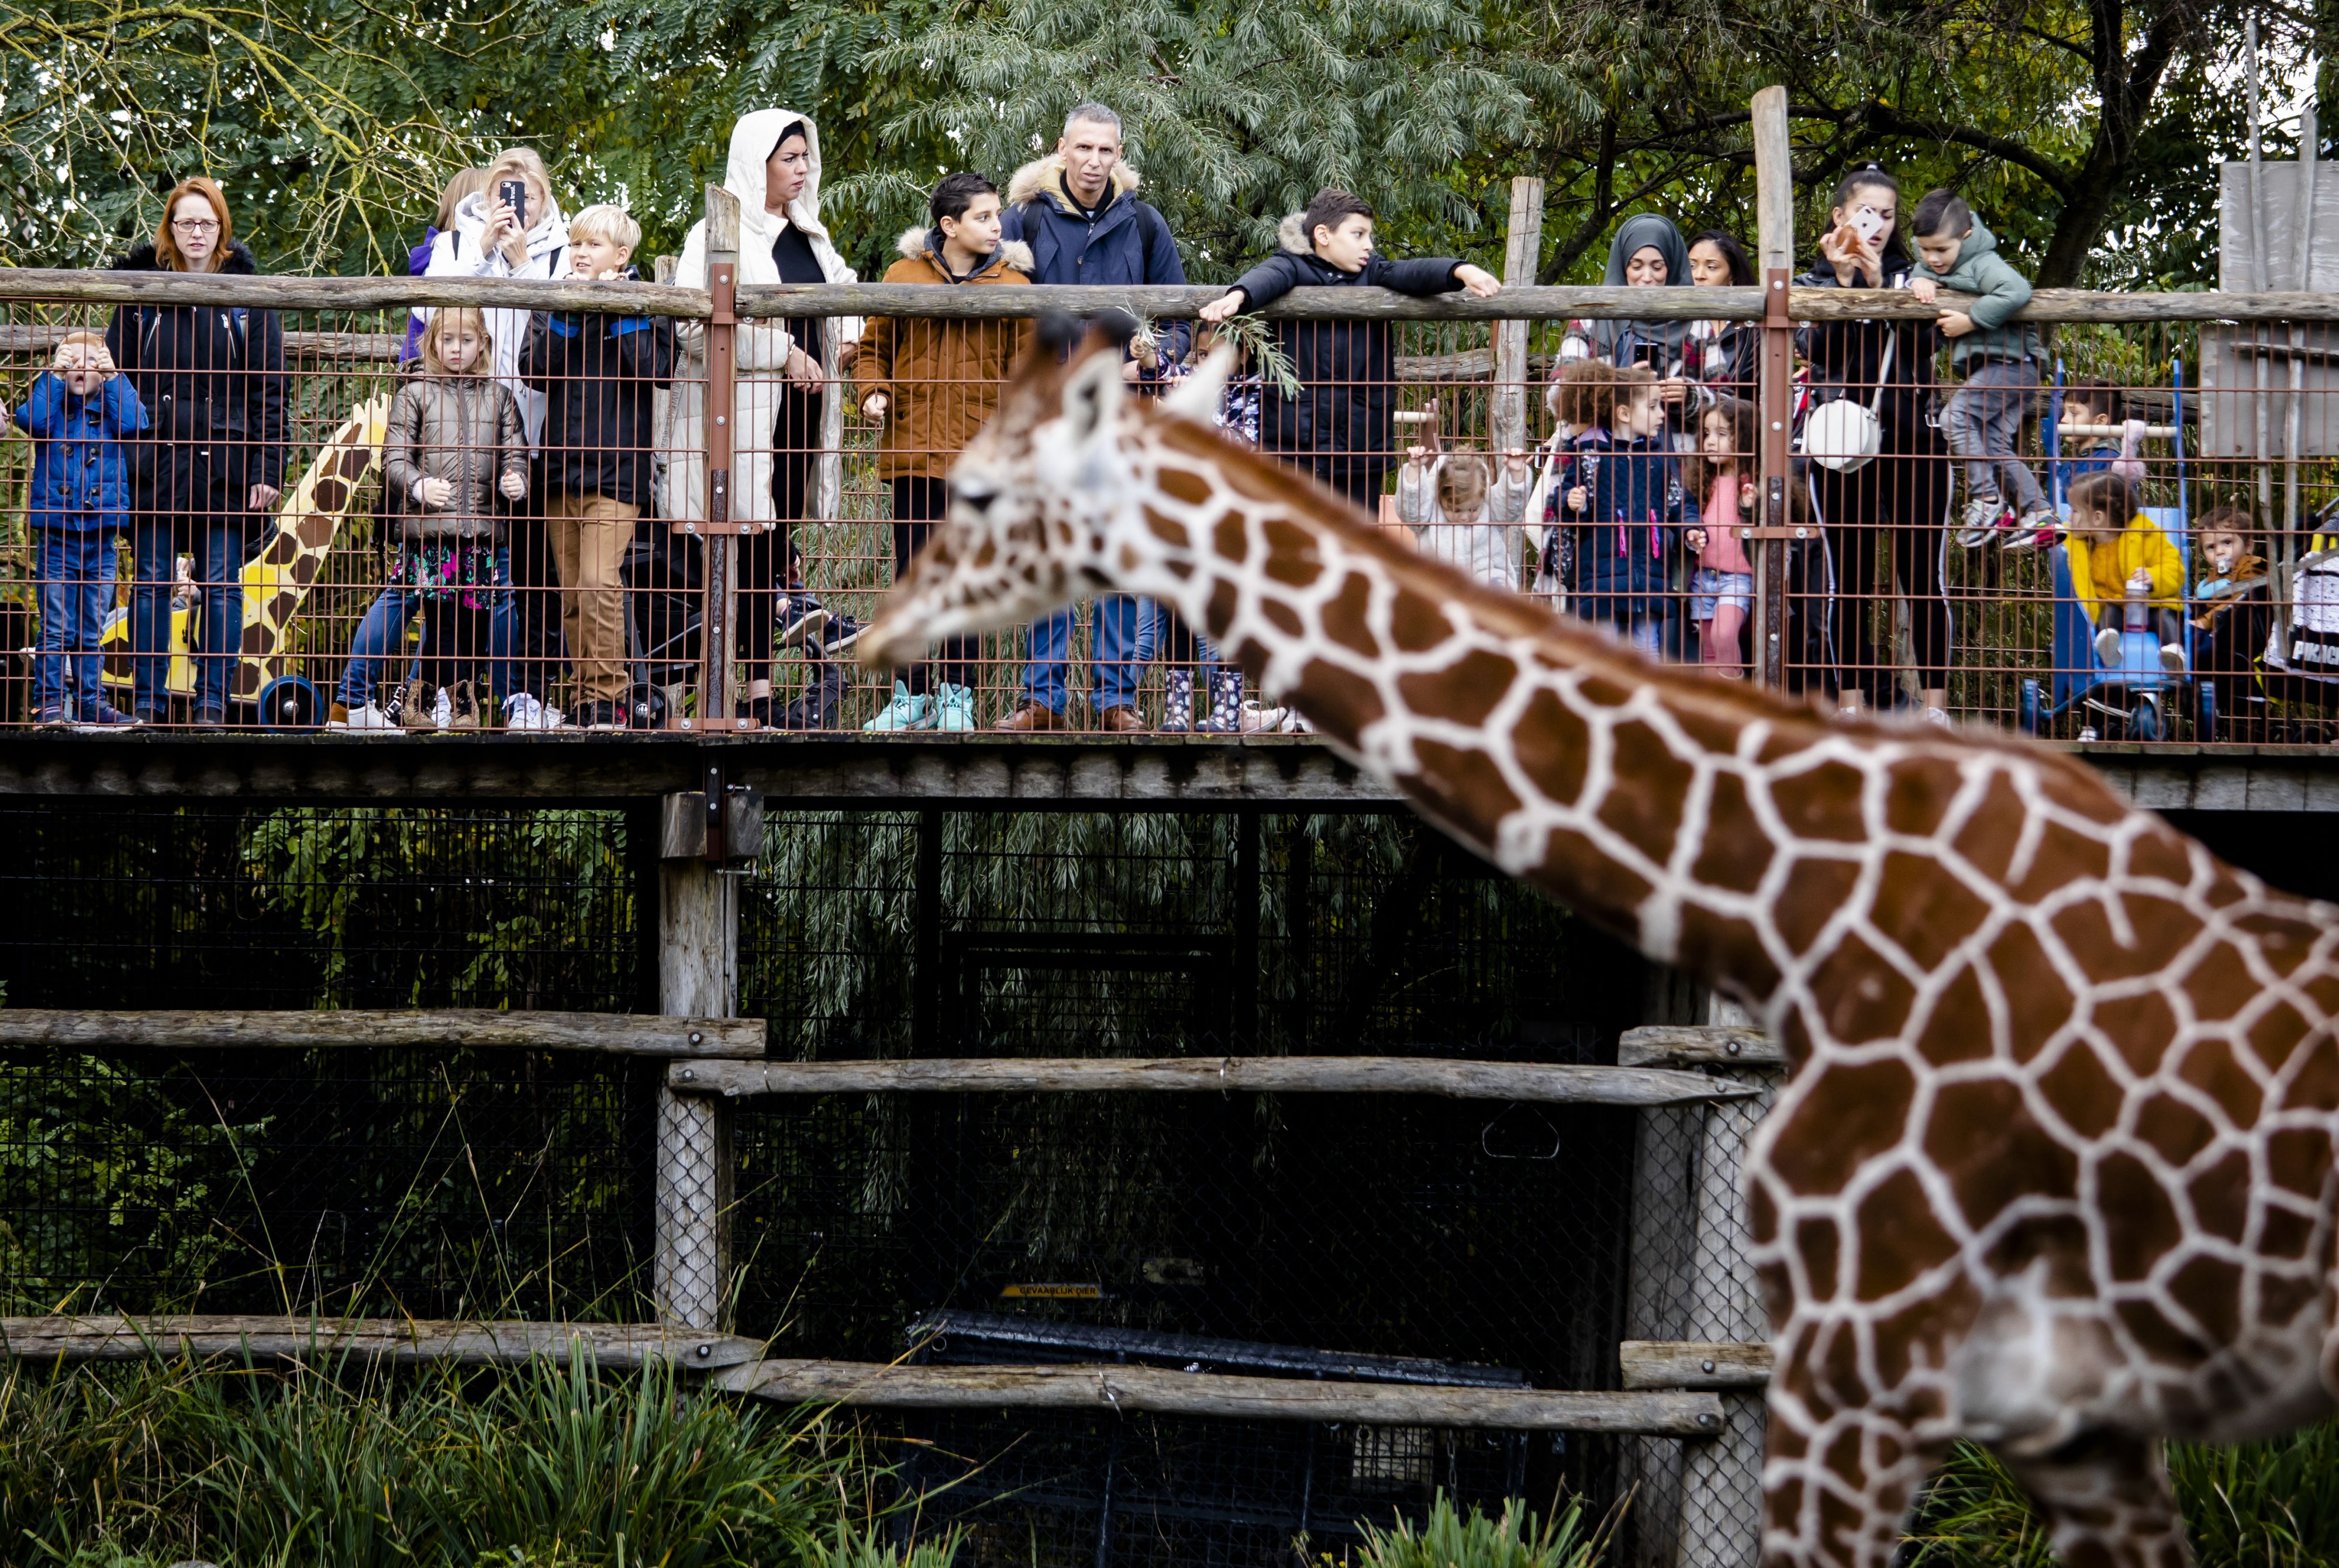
[861,331,2339,1568]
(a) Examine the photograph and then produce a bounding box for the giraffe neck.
[1113,415,2226,1063]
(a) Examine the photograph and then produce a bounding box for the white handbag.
[1802,332,1894,473]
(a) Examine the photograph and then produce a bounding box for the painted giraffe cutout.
[862,334,2339,1568]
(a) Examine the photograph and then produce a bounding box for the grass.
[1909,1429,2339,1568]
[0,1344,895,1568]
[1342,1489,1623,1568]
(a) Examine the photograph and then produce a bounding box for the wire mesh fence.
[2,275,2328,743]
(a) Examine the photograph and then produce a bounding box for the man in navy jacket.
[993,103,1189,733]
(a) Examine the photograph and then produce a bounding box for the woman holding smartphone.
[1797,163,1953,723]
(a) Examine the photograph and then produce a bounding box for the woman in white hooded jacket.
[672,108,862,720]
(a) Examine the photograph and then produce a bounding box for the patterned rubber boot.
[1198,670,1244,734]
[1160,670,1195,733]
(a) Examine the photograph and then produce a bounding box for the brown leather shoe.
[1098,704,1147,734]
[993,699,1067,733]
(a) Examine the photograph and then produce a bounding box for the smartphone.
[1850,206,1887,245]
[500,178,527,227]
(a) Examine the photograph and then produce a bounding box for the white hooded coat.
[671,108,861,532]
[416,189,572,446]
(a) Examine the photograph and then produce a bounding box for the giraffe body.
[860,338,2339,1568]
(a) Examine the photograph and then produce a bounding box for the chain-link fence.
[1,800,1764,1568]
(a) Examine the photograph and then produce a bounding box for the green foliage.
[1346,1490,1620,1568]
[1908,1430,2339,1568]
[805,1517,965,1568]
[0,1350,854,1566]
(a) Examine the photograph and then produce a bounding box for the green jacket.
[1913,219,2041,369]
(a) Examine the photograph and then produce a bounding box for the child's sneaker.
[342,702,399,733]
[448,681,480,731]
[819,612,864,657]
[35,706,70,728]
[1160,670,1195,733]
[79,702,142,728]
[503,692,564,731]
[430,685,453,731]
[2004,506,2062,554]
[2093,626,2123,666]
[1955,496,2008,548]
[394,678,436,731]
[863,679,933,732]
[1198,671,1244,734]
[777,592,829,649]
[579,699,628,731]
[2159,642,2187,672]
[932,682,977,733]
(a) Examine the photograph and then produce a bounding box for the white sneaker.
[1919,704,1950,727]
[430,687,453,731]
[2093,627,2123,666]
[340,702,399,733]
[505,692,565,732]
[2159,642,2186,672]
[1238,701,1289,734]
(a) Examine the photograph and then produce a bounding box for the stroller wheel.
[257,674,323,731]
[2019,679,2043,736]
[2129,696,2162,744]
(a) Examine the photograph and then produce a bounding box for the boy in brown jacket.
[857,171,1032,730]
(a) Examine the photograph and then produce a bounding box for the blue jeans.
[1022,595,1146,715]
[336,549,513,709]
[34,526,114,717]
[132,513,257,718]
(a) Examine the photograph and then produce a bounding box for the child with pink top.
[1682,396,1757,675]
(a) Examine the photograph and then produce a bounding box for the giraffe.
[860,331,2339,1568]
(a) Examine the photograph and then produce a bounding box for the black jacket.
[518,286,676,507]
[1795,247,1940,450]
[1230,215,1464,459]
[104,239,288,512]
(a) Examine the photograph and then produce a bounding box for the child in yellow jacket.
[2065,469,2185,673]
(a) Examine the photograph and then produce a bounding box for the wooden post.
[654,784,741,1329]
[699,185,741,728]
[1751,87,1796,690]
[1492,178,1546,456]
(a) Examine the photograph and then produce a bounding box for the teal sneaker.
[933,682,978,732]
[863,679,933,732]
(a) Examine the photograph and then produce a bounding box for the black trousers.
[740,389,823,684]
[891,476,977,693]
[1813,433,1954,700]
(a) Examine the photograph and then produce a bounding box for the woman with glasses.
[104,175,286,726]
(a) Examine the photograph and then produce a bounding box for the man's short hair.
[569,203,641,251]
[1304,188,1374,244]
[1062,103,1122,141]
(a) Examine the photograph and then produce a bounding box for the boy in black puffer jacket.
[1199,188,1502,514]
[519,204,674,731]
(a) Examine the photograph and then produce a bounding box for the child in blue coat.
[1555,365,1695,656]
[13,332,147,725]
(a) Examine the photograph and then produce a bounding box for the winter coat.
[1001,153,1189,371]
[1554,429,1695,623]
[855,228,1035,481]
[1396,456,1535,590]
[1230,215,1466,459]
[399,225,440,364]
[2067,513,2185,622]
[519,276,677,507]
[1795,244,1941,451]
[381,374,529,543]
[1911,218,2040,371]
[15,370,147,531]
[103,239,287,516]
[671,107,863,529]
[418,192,571,444]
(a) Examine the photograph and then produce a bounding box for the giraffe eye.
[951,480,998,518]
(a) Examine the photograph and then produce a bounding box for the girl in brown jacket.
[331,307,529,731]
[856,172,1032,731]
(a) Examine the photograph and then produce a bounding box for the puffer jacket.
[381,373,529,543]
[1230,213,1465,458]
[1553,429,1696,623]
[1002,153,1188,372]
[16,369,147,530]
[855,227,1035,479]
[518,270,677,507]
[1911,217,2040,371]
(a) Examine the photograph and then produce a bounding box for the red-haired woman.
[103,177,286,726]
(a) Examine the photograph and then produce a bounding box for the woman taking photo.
[106,176,285,727]
[1798,164,1953,721]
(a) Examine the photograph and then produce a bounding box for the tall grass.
[1909,1428,2339,1568]
[0,1347,879,1567]
[1344,1489,1623,1568]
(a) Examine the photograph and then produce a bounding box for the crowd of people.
[13,109,2230,733]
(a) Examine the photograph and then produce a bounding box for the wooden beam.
[0,1315,757,1369]
[709,1359,1724,1434]
[0,323,404,362]
[668,1055,1756,1107]
[1619,1341,1774,1390]
[0,267,710,318]
[734,283,1768,323]
[1616,1025,1783,1070]
[1751,87,1795,277]
[0,1009,767,1058]
[1789,288,2339,324]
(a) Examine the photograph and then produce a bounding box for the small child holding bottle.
[1681,395,1757,676]
[2065,469,2185,673]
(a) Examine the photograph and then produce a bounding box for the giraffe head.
[858,327,1230,669]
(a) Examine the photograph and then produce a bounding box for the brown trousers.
[545,491,636,705]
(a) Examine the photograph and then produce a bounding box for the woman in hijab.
[1559,214,1695,389]
[673,109,863,726]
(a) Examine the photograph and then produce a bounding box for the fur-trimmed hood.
[1006,153,1142,215]
[112,238,260,275]
[1277,213,1314,255]
[893,225,1033,278]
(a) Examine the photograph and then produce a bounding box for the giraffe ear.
[1058,347,1125,451]
[1161,344,1236,425]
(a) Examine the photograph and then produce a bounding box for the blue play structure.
[2019,360,2194,741]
